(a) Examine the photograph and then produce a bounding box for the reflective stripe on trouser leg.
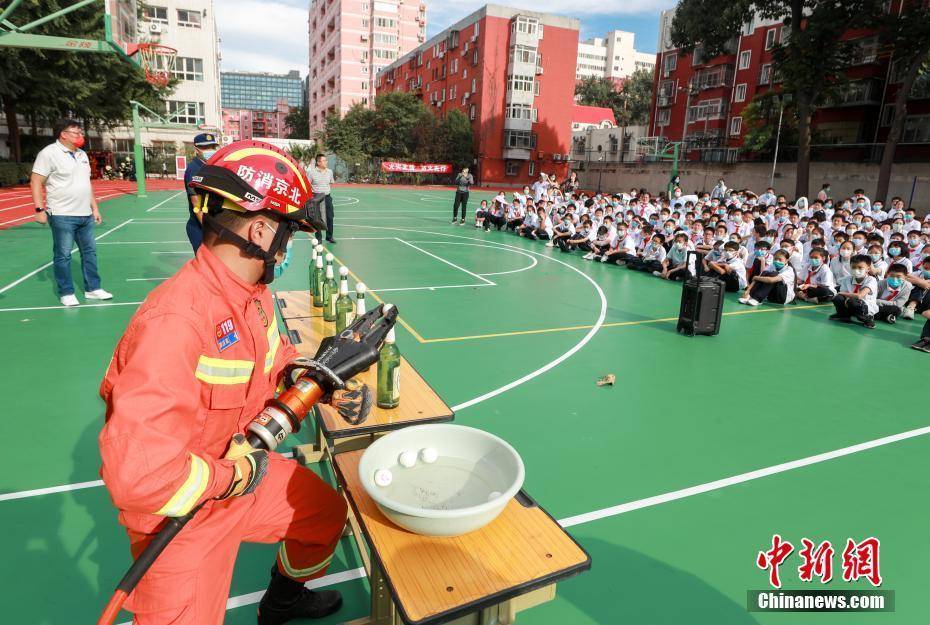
[277,542,335,581]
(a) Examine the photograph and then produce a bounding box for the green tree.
[285,105,310,140]
[671,0,883,197]
[0,0,164,162]
[369,91,434,158]
[740,91,798,156]
[574,76,620,111]
[616,68,654,126]
[433,110,474,170]
[875,1,930,202]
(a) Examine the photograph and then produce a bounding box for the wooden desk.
[283,315,454,463]
[275,290,320,320]
[333,450,591,625]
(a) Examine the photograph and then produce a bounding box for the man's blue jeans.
[48,214,101,296]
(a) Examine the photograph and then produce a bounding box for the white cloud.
[216,0,308,76]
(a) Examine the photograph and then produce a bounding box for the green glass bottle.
[308,238,319,297]
[311,249,325,308]
[377,324,400,409]
[323,254,338,323]
[356,283,370,371]
[335,266,355,333]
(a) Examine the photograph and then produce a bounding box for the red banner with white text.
[380,161,453,174]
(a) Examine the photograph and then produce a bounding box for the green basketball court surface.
[1,187,926,624]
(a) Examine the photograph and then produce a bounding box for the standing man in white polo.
[308,154,336,243]
[31,119,113,306]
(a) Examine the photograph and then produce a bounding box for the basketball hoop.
[136,43,177,88]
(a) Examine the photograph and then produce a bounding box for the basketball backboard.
[105,0,139,57]
[0,0,137,57]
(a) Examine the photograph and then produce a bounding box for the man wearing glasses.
[31,119,112,306]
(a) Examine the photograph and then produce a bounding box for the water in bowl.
[383,455,499,511]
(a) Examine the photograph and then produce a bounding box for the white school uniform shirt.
[870,258,888,279]
[887,256,912,273]
[877,279,912,308]
[539,216,554,237]
[555,221,576,236]
[766,263,797,303]
[612,233,636,254]
[531,180,549,202]
[723,254,748,289]
[643,242,667,262]
[838,275,879,315]
[908,244,925,266]
[785,249,804,276]
[830,257,852,284]
[799,263,836,294]
[522,212,539,229]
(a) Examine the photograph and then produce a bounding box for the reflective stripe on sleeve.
[195,355,254,385]
[155,453,210,517]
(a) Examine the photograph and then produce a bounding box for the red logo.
[756,534,794,588]
[757,535,882,588]
[216,317,235,339]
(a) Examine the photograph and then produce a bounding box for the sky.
[215,0,676,77]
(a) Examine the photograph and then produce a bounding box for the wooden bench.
[275,290,320,320]
[333,450,591,625]
[281,313,454,464]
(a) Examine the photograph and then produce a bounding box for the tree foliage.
[0,0,166,162]
[574,70,654,126]
[671,0,883,196]
[285,105,310,140]
[314,91,474,175]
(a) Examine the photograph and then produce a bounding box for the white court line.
[331,196,359,206]
[151,251,192,255]
[395,238,496,286]
[0,218,133,295]
[406,241,538,277]
[130,220,187,224]
[126,277,169,282]
[0,301,143,313]
[98,240,188,245]
[334,210,448,213]
[0,214,33,227]
[145,191,185,212]
[0,479,104,501]
[369,283,493,293]
[0,191,125,214]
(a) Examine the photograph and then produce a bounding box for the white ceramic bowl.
[358,424,525,536]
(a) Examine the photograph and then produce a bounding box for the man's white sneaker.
[747,298,761,307]
[545,242,554,248]
[60,294,80,307]
[738,296,750,304]
[85,289,113,300]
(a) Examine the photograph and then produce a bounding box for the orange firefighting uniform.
[99,245,347,624]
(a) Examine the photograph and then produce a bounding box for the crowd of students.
[469,173,930,353]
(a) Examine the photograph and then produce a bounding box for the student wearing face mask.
[739,249,796,306]
[796,248,836,303]
[184,133,220,252]
[659,233,694,281]
[706,241,747,292]
[874,264,913,324]
[830,255,879,328]
[630,233,667,273]
[831,240,855,284]
[866,244,888,279]
[906,231,926,265]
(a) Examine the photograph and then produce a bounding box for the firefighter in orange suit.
[99,141,346,625]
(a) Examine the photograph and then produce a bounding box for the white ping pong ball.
[398,451,417,468]
[420,447,438,464]
[374,469,393,487]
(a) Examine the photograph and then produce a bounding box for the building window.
[507,103,532,119]
[760,63,773,85]
[656,109,671,126]
[469,104,476,120]
[362,81,369,91]
[472,49,479,65]
[373,33,397,44]
[167,100,205,125]
[880,104,894,127]
[528,161,535,176]
[504,130,536,149]
[730,116,742,135]
[374,17,396,28]
[508,74,533,92]
[902,115,930,143]
[734,83,747,102]
[738,50,751,70]
[177,8,201,28]
[663,53,677,74]
[511,44,537,65]
[172,57,203,81]
[512,15,539,36]
[506,161,519,176]
[373,49,396,60]
[534,80,540,96]
[765,28,777,50]
[362,18,369,27]
[474,21,479,37]
[532,108,538,122]
[142,5,168,25]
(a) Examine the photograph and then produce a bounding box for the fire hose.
[97,304,398,625]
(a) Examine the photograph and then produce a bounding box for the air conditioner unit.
[463,91,470,98]
[535,66,543,75]
[360,34,368,41]
[553,154,562,161]
[149,22,163,33]
[471,35,477,43]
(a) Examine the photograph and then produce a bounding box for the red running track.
[0,179,185,230]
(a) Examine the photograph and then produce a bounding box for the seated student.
[602,222,637,265]
[830,254,879,328]
[904,260,930,352]
[516,206,539,237]
[629,233,667,273]
[885,240,912,273]
[830,240,855,285]
[474,199,490,229]
[739,249,796,306]
[705,241,747,292]
[796,247,837,303]
[564,219,594,253]
[531,207,552,241]
[779,239,804,275]
[867,243,888,279]
[902,256,930,319]
[659,233,694,281]
[907,231,925,266]
[875,263,913,324]
[748,240,773,280]
[584,225,612,261]
[551,214,576,250]
[505,200,525,232]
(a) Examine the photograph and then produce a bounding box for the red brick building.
[222,99,293,142]
[375,5,579,185]
[648,4,930,162]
